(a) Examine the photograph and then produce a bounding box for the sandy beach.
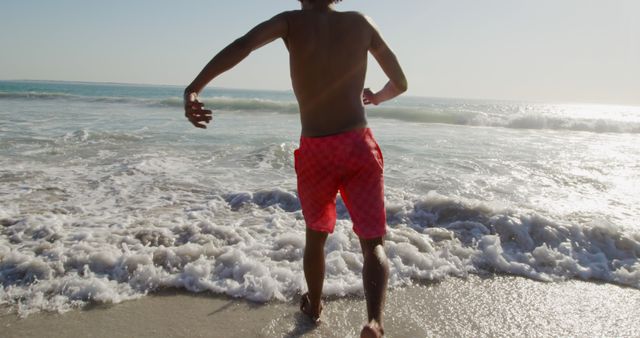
[2,275,638,337]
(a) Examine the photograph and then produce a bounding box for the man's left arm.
[184,12,289,128]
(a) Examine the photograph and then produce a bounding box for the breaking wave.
[1,189,639,317]
[2,90,639,134]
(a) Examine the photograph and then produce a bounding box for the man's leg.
[303,228,329,318]
[360,236,389,337]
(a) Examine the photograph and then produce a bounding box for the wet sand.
[1,275,638,337]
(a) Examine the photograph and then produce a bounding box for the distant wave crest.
[2,90,639,134]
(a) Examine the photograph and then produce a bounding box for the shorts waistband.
[299,128,372,147]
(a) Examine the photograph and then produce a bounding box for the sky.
[1,0,639,105]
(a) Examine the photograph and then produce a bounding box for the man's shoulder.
[341,10,367,18]
[342,11,375,29]
[273,10,298,19]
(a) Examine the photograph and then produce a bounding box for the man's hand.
[184,92,212,129]
[362,88,380,106]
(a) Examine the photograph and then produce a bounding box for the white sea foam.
[2,186,640,317]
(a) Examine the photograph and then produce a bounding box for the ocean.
[1,80,639,317]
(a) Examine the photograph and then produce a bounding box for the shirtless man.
[184,1,407,336]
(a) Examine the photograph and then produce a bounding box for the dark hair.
[298,0,343,4]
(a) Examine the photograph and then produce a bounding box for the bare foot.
[360,320,384,338]
[300,293,322,324]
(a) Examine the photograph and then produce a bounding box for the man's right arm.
[363,16,408,105]
[185,12,290,96]
[184,12,289,128]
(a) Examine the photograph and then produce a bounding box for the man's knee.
[305,228,329,249]
[360,237,386,261]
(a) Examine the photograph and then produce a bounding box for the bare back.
[184,5,405,134]
[284,10,373,137]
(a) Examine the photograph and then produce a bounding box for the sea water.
[1,80,639,316]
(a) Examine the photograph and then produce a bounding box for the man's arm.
[184,12,289,128]
[363,17,408,106]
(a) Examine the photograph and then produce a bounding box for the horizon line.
[1,78,638,108]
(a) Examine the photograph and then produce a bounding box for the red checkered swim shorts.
[294,128,387,239]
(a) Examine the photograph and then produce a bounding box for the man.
[184,1,407,336]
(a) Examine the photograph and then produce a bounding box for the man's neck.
[301,1,334,11]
